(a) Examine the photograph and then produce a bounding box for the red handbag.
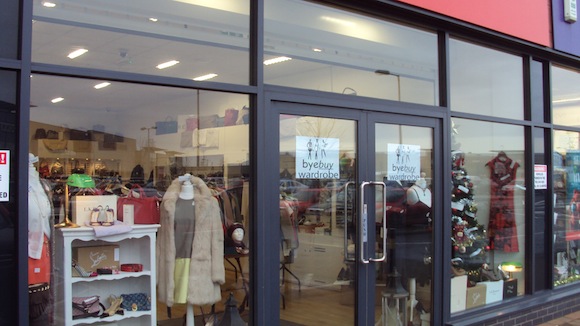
[117,185,160,224]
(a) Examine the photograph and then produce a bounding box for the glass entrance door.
[278,109,436,326]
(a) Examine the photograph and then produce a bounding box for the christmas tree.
[450,150,490,276]
[450,120,500,282]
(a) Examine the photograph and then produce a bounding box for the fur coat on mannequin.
[156,175,225,307]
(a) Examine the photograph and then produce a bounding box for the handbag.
[185,116,198,131]
[120,293,151,311]
[72,295,104,319]
[224,108,239,126]
[117,185,160,224]
[199,114,218,129]
[155,116,178,135]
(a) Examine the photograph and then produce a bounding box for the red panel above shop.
[396,0,552,47]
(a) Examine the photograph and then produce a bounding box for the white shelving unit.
[54,224,160,326]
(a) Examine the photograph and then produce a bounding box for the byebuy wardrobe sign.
[387,144,421,181]
[295,136,340,179]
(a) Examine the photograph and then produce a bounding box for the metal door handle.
[359,181,387,264]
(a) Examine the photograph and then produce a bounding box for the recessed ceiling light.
[42,2,56,8]
[321,16,356,27]
[149,18,158,22]
[553,97,580,104]
[67,48,88,59]
[193,73,218,81]
[51,97,64,103]
[94,82,111,89]
[264,56,292,66]
[156,60,180,69]
[312,48,323,52]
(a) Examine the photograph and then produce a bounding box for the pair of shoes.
[90,205,115,227]
[101,296,123,318]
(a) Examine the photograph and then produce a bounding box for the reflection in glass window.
[0,1,18,59]
[32,0,249,85]
[553,130,580,287]
[0,70,17,326]
[29,75,251,324]
[279,115,357,325]
[552,65,580,127]
[450,118,526,311]
[450,39,524,120]
[265,0,438,105]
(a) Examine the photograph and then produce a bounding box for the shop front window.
[0,0,18,59]
[265,0,439,105]
[32,0,250,85]
[450,118,526,312]
[28,75,251,324]
[0,69,17,325]
[552,65,580,127]
[449,39,524,120]
[553,130,580,287]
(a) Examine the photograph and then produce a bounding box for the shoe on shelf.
[72,261,92,277]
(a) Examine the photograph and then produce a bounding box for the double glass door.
[278,106,437,325]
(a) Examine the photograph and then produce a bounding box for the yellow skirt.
[173,258,191,304]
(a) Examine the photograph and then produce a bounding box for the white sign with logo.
[295,136,340,179]
[387,144,421,181]
[534,164,548,190]
[0,150,9,202]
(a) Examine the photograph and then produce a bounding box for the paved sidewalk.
[539,310,580,325]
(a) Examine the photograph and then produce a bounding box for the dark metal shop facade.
[2,0,580,325]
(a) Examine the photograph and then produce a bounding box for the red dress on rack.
[486,153,520,252]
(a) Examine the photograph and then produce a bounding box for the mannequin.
[157,174,225,326]
[28,153,53,326]
[405,173,432,226]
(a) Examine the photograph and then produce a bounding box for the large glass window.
[0,70,17,325]
[29,75,251,324]
[553,130,580,287]
[265,0,438,105]
[552,65,580,127]
[450,118,526,312]
[450,39,524,120]
[0,0,18,59]
[32,0,250,84]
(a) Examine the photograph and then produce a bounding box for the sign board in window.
[534,164,548,190]
[0,150,9,201]
[295,136,340,179]
[387,144,421,181]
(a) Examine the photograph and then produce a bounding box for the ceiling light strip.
[67,49,88,59]
[156,60,180,69]
[193,73,218,81]
[264,56,292,66]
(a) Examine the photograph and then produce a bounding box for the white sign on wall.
[387,144,421,181]
[295,136,340,179]
[0,150,9,202]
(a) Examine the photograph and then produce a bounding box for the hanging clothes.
[486,152,520,252]
[28,163,53,284]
